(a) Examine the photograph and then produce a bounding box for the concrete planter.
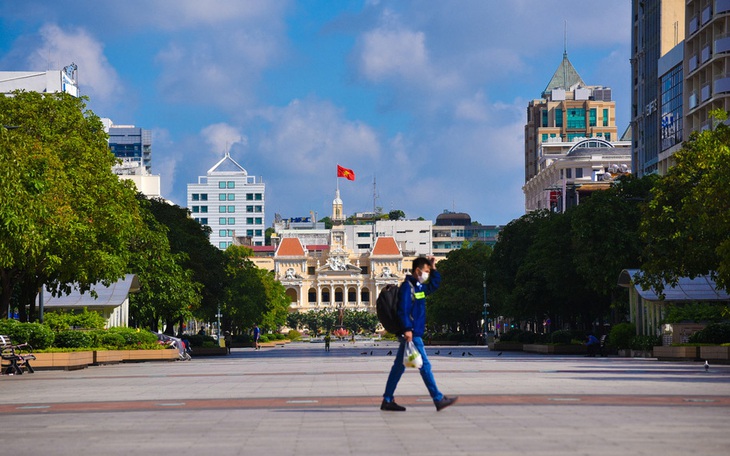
[700,346,730,361]
[32,351,94,370]
[653,346,700,361]
[120,349,179,362]
[490,342,524,351]
[523,344,587,355]
[631,349,653,358]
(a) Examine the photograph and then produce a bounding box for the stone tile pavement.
[1,341,729,455]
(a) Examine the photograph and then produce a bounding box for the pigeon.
[370,351,373,355]
[360,351,368,355]
[497,352,503,356]
[705,360,710,372]
[462,352,466,356]
[468,352,473,356]
[387,350,393,356]
[435,350,440,355]
[448,351,452,355]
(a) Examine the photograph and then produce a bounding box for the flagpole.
[336,164,340,193]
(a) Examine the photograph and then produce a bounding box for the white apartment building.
[0,64,79,96]
[187,153,266,249]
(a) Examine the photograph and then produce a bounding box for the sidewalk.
[2,342,729,455]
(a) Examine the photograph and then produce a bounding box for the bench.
[1,335,36,375]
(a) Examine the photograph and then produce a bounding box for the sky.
[0,0,631,227]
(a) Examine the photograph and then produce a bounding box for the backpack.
[376,282,414,335]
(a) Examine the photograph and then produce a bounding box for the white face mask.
[418,271,430,284]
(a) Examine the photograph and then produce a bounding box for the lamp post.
[482,272,489,345]
[216,304,222,345]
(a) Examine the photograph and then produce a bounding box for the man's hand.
[427,255,436,270]
[404,330,413,342]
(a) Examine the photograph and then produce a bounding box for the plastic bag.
[403,341,423,369]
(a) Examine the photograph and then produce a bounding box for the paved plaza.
[1,341,729,455]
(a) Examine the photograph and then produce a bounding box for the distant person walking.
[381,256,458,412]
[253,324,261,350]
[224,331,232,354]
[324,333,331,352]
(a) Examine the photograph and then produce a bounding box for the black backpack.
[376,282,413,335]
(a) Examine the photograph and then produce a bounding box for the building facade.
[0,64,79,96]
[525,51,617,183]
[102,118,161,198]
[187,153,266,249]
[432,212,501,255]
[631,0,685,177]
[523,138,632,213]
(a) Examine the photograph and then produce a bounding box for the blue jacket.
[398,270,441,337]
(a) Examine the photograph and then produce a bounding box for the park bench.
[1,335,36,375]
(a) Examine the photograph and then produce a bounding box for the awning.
[618,269,730,302]
[38,274,140,309]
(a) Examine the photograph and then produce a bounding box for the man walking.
[381,256,458,412]
[253,324,261,350]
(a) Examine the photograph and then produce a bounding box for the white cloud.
[10,24,123,105]
[201,123,247,157]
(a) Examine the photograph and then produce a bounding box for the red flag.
[337,164,355,181]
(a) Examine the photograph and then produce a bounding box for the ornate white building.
[252,190,416,313]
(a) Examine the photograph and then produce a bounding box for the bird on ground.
[497,352,503,356]
[468,352,473,356]
[435,350,440,355]
[387,350,392,356]
[360,351,367,355]
[448,351,452,355]
[705,360,710,372]
[370,351,373,355]
[462,352,466,356]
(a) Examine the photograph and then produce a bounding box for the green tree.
[428,243,492,335]
[257,268,291,331]
[639,110,730,294]
[388,210,405,221]
[0,92,143,320]
[319,217,333,229]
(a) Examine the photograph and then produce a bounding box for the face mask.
[418,271,429,284]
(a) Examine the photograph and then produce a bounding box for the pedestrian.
[253,324,261,350]
[381,256,458,412]
[585,333,599,357]
[224,331,232,354]
[324,332,331,352]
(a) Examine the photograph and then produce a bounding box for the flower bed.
[653,345,700,361]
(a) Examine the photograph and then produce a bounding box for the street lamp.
[483,272,489,345]
[216,304,222,345]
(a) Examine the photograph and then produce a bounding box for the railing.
[717,0,730,15]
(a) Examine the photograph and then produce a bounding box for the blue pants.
[383,336,443,403]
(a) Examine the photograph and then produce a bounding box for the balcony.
[689,16,699,35]
[701,84,712,102]
[717,0,730,15]
[717,35,730,54]
[702,5,713,25]
[689,54,699,73]
[689,92,698,110]
[714,75,730,94]
[701,45,712,63]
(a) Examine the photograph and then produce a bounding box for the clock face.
[382,266,391,275]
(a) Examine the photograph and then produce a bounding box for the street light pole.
[216,304,222,345]
[483,272,489,345]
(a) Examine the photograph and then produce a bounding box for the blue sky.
[0,0,631,226]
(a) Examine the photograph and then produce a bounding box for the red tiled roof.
[371,237,401,256]
[251,246,275,252]
[276,238,306,256]
[306,244,329,251]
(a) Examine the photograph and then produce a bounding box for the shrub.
[92,330,126,349]
[107,327,158,347]
[44,309,106,331]
[54,330,94,348]
[186,334,217,348]
[499,329,524,342]
[516,331,538,344]
[631,335,661,351]
[287,330,301,341]
[233,334,251,344]
[688,322,730,344]
[259,334,270,343]
[608,322,636,350]
[0,319,55,349]
[550,330,573,345]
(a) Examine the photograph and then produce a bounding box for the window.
[227,205,235,213]
[246,193,254,201]
[575,168,583,178]
[541,133,548,142]
[357,232,371,238]
[219,242,228,249]
[219,181,226,189]
[219,206,227,213]
[246,205,254,212]
[255,229,262,236]
[357,244,370,249]
[247,217,254,224]
[219,218,227,225]
[541,109,548,127]
[219,194,226,201]
[200,206,208,213]
[192,194,200,201]
[200,194,208,201]
[255,193,262,201]
[219,230,228,237]
[228,193,235,201]
[566,168,572,178]
[567,108,586,129]
[360,266,368,275]
[199,218,208,225]
[192,206,199,213]
[555,108,563,127]
[227,217,235,225]
[589,108,596,127]
[255,206,262,213]
[603,109,609,127]
[255,217,262,224]
[308,267,316,275]
[246,229,254,236]
[226,181,235,189]
[605,133,611,141]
